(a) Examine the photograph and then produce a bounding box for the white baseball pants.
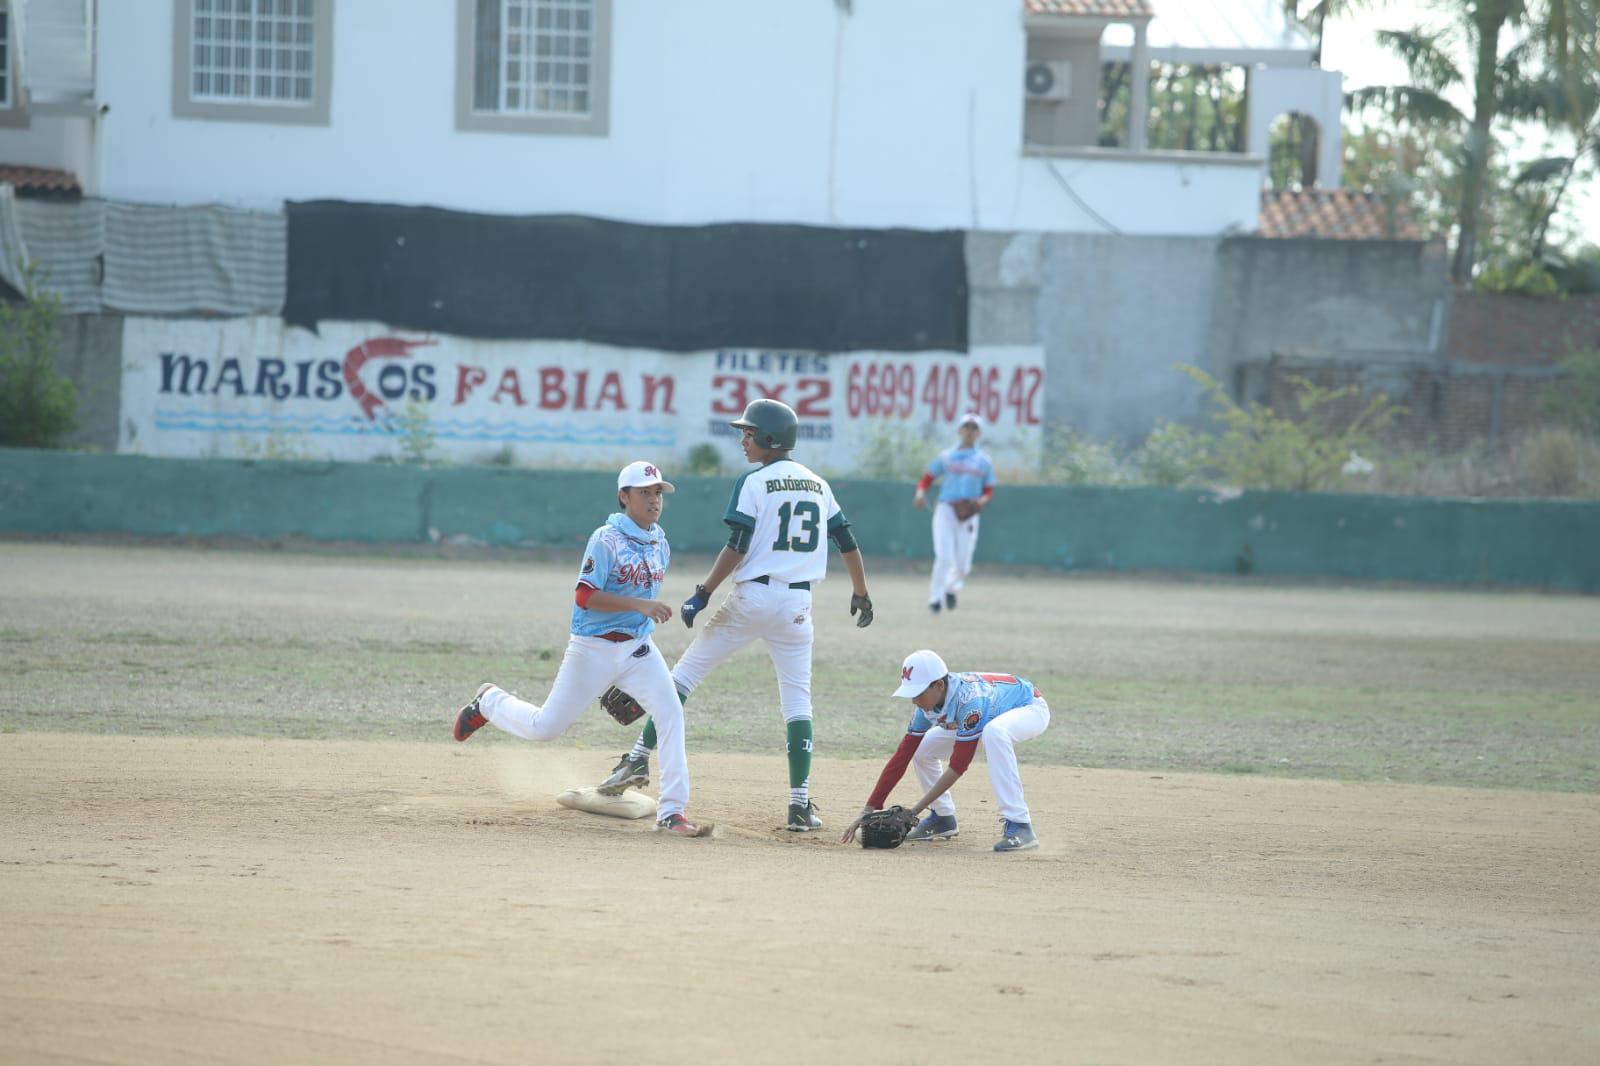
[672,581,814,722]
[479,635,690,818]
[928,501,980,606]
[912,698,1050,824]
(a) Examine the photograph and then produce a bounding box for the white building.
[0,0,1341,236]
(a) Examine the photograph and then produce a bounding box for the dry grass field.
[2,540,1598,1064]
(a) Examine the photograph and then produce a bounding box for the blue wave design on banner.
[153,409,674,445]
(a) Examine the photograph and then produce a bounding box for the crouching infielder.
[840,649,1050,853]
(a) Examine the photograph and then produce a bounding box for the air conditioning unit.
[1024,60,1072,102]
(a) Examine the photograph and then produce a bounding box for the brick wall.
[1258,360,1562,451]
[1446,290,1600,366]
[1242,288,1596,449]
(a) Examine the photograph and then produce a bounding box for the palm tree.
[1345,1,1599,282]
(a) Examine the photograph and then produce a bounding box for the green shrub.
[1540,350,1600,437]
[686,442,722,476]
[1476,260,1563,298]
[857,422,931,481]
[1039,426,1129,485]
[0,271,76,448]
[390,401,436,464]
[1133,421,1213,487]
[1178,365,1405,492]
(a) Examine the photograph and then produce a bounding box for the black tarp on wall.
[284,201,968,353]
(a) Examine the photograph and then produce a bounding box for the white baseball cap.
[958,412,983,428]
[617,460,675,492]
[892,649,948,698]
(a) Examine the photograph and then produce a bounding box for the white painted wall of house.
[73,0,1264,236]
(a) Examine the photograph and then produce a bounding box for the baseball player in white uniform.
[594,399,875,831]
[451,461,703,836]
[840,649,1050,852]
[915,413,996,613]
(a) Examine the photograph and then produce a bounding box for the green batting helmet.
[730,398,798,450]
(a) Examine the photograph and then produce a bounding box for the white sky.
[1319,2,1598,246]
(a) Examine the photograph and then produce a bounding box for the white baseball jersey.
[723,458,847,585]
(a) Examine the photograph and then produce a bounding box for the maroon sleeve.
[575,583,596,608]
[948,738,980,774]
[866,733,923,809]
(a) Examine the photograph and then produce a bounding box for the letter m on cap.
[902,666,913,680]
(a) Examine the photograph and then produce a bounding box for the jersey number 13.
[772,501,821,552]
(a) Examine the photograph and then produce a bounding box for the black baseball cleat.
[453,689,488,742]
[786,801,824,832]
[929,601,942,614]
[945,592,957,610]
[597,752,650,796]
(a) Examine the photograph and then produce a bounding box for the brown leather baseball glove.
[598,686,645,726]
[952,499,981,521]
[858,806,919,849]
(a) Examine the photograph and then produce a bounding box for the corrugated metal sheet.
[0,195,285,314]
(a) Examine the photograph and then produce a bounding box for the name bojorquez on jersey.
[725,458,847,587]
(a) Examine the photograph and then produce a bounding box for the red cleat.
[654,813,704,837]
[453,687,490,742]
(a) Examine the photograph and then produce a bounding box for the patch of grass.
[3,545,1597,793]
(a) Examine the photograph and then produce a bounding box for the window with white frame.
[457,0,610,136]
[0,1,12,108]
[0,0,26,128]
[192,0,315,105]
[173,0,334,125]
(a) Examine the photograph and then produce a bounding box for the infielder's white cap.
[959,412,983,428]
[617,460,675,492]
[893,649,948,698]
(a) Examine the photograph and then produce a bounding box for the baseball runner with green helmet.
[594,398,875,831]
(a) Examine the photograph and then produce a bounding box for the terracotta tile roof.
[1025,0,1155,17]
[0,164,82,197]
[1258,188,1421,240]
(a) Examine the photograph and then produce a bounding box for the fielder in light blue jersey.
[450,461,703,837]
[914,413,996,613]
[841,649,1050,853]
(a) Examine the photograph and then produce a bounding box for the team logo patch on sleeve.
[582,557,595,575]
[963,711,981,730]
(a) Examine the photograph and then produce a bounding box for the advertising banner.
[121,318,1044,475]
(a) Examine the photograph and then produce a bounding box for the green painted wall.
[3,450,1596,590]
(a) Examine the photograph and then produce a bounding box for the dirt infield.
[2,734,1597,1065]
[3,541,1598,1063]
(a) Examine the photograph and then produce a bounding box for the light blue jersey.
[571,513,670,640]
[927,446,996,504]
[907,671,1041,741]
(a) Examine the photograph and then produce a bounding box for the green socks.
[786,718,813,805]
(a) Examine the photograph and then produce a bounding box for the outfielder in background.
[595,399,875,831]
[452,461,704,836]
[840,649,1049,853]
[915,412,996,613]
